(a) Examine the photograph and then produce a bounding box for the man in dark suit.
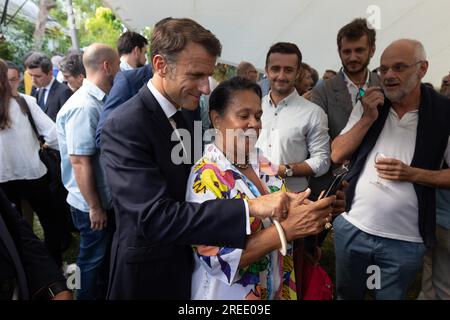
[101,18,305,299]
[0,188,72,300]
[26,53,72,121]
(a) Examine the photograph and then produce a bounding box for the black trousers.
[0,175,64,266]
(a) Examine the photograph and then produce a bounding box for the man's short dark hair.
[265,42,302,69]
[117,31,148,56]
[337,18,376,51]
[24,53,52,74]
[59,52,86,77]
[325,69,337,76]
[150,17,222,64]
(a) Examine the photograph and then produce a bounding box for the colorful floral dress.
[186,143,297,300]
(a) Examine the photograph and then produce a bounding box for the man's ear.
[418,60,429,80]
[133,46,141,57]
[103,60,111,75]
[152,54,167,77]
[369,45,376,58]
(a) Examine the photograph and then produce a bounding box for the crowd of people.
[0,16,449,301]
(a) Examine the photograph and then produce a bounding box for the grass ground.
[32,215,79,264]
[33,215,422,300]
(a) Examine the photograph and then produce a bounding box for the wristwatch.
[34,281,69,300]
[284,165,294,177]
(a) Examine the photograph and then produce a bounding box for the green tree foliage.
[0,17,35,67]
[79,7,122,48]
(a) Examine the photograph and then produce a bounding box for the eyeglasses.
[376,61,425,75]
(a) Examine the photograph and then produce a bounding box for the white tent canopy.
[104,0,450,87]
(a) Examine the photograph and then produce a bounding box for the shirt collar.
[147,79,179,119]
[267,88,299,108]
[120,57,134,71]
[343,69,370,90]
[82,79,107,102]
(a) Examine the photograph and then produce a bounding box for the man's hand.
[89,207,107,231]
[52,290,73,300]
[375,158,416,182]
[361,86,384,123]
[281,195,335,241]
[248,191,300,221]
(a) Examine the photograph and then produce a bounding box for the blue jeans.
[333,214,426,300]
[70,206,113,300]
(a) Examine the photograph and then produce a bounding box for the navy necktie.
[171,111,186,130]
[38,88,47,110]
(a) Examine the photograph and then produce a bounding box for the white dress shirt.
[257,89,330,192]
[343,69,370,107]
[0,94,58,183]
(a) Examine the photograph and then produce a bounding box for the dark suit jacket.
[311,69,380,140]
[0,188,65,300]
[101,86,247,299]
[32,80,72,122]
[95,64,153,147]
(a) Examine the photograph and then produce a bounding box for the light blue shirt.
[436,189,450,230]
[56,79,112,212]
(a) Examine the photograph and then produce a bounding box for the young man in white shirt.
[257,42,330,192]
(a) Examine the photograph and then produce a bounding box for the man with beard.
[256,42,330,193]
[331,39,450,299]
[310,18,380,200]
[117,31,148,71]
[56,43,120,299]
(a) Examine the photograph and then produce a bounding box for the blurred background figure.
[117,31,148,71]
[295,62,314,100]
[322,69,337,80]
[51,55,65,83]
[440,72,450,98]
[236,61,259,83]
[59,52,86,92]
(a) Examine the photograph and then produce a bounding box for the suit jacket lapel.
[138,86,195,172]
[44,81,58,112]
[333,71,353,113]
[138,86,174,142]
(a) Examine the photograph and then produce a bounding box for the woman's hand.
[281,195,335,241]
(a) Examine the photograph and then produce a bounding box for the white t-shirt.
[340,103,450,242]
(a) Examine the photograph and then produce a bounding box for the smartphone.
[323,165,349,198]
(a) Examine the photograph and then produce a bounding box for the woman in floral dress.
[186,77,334,300]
